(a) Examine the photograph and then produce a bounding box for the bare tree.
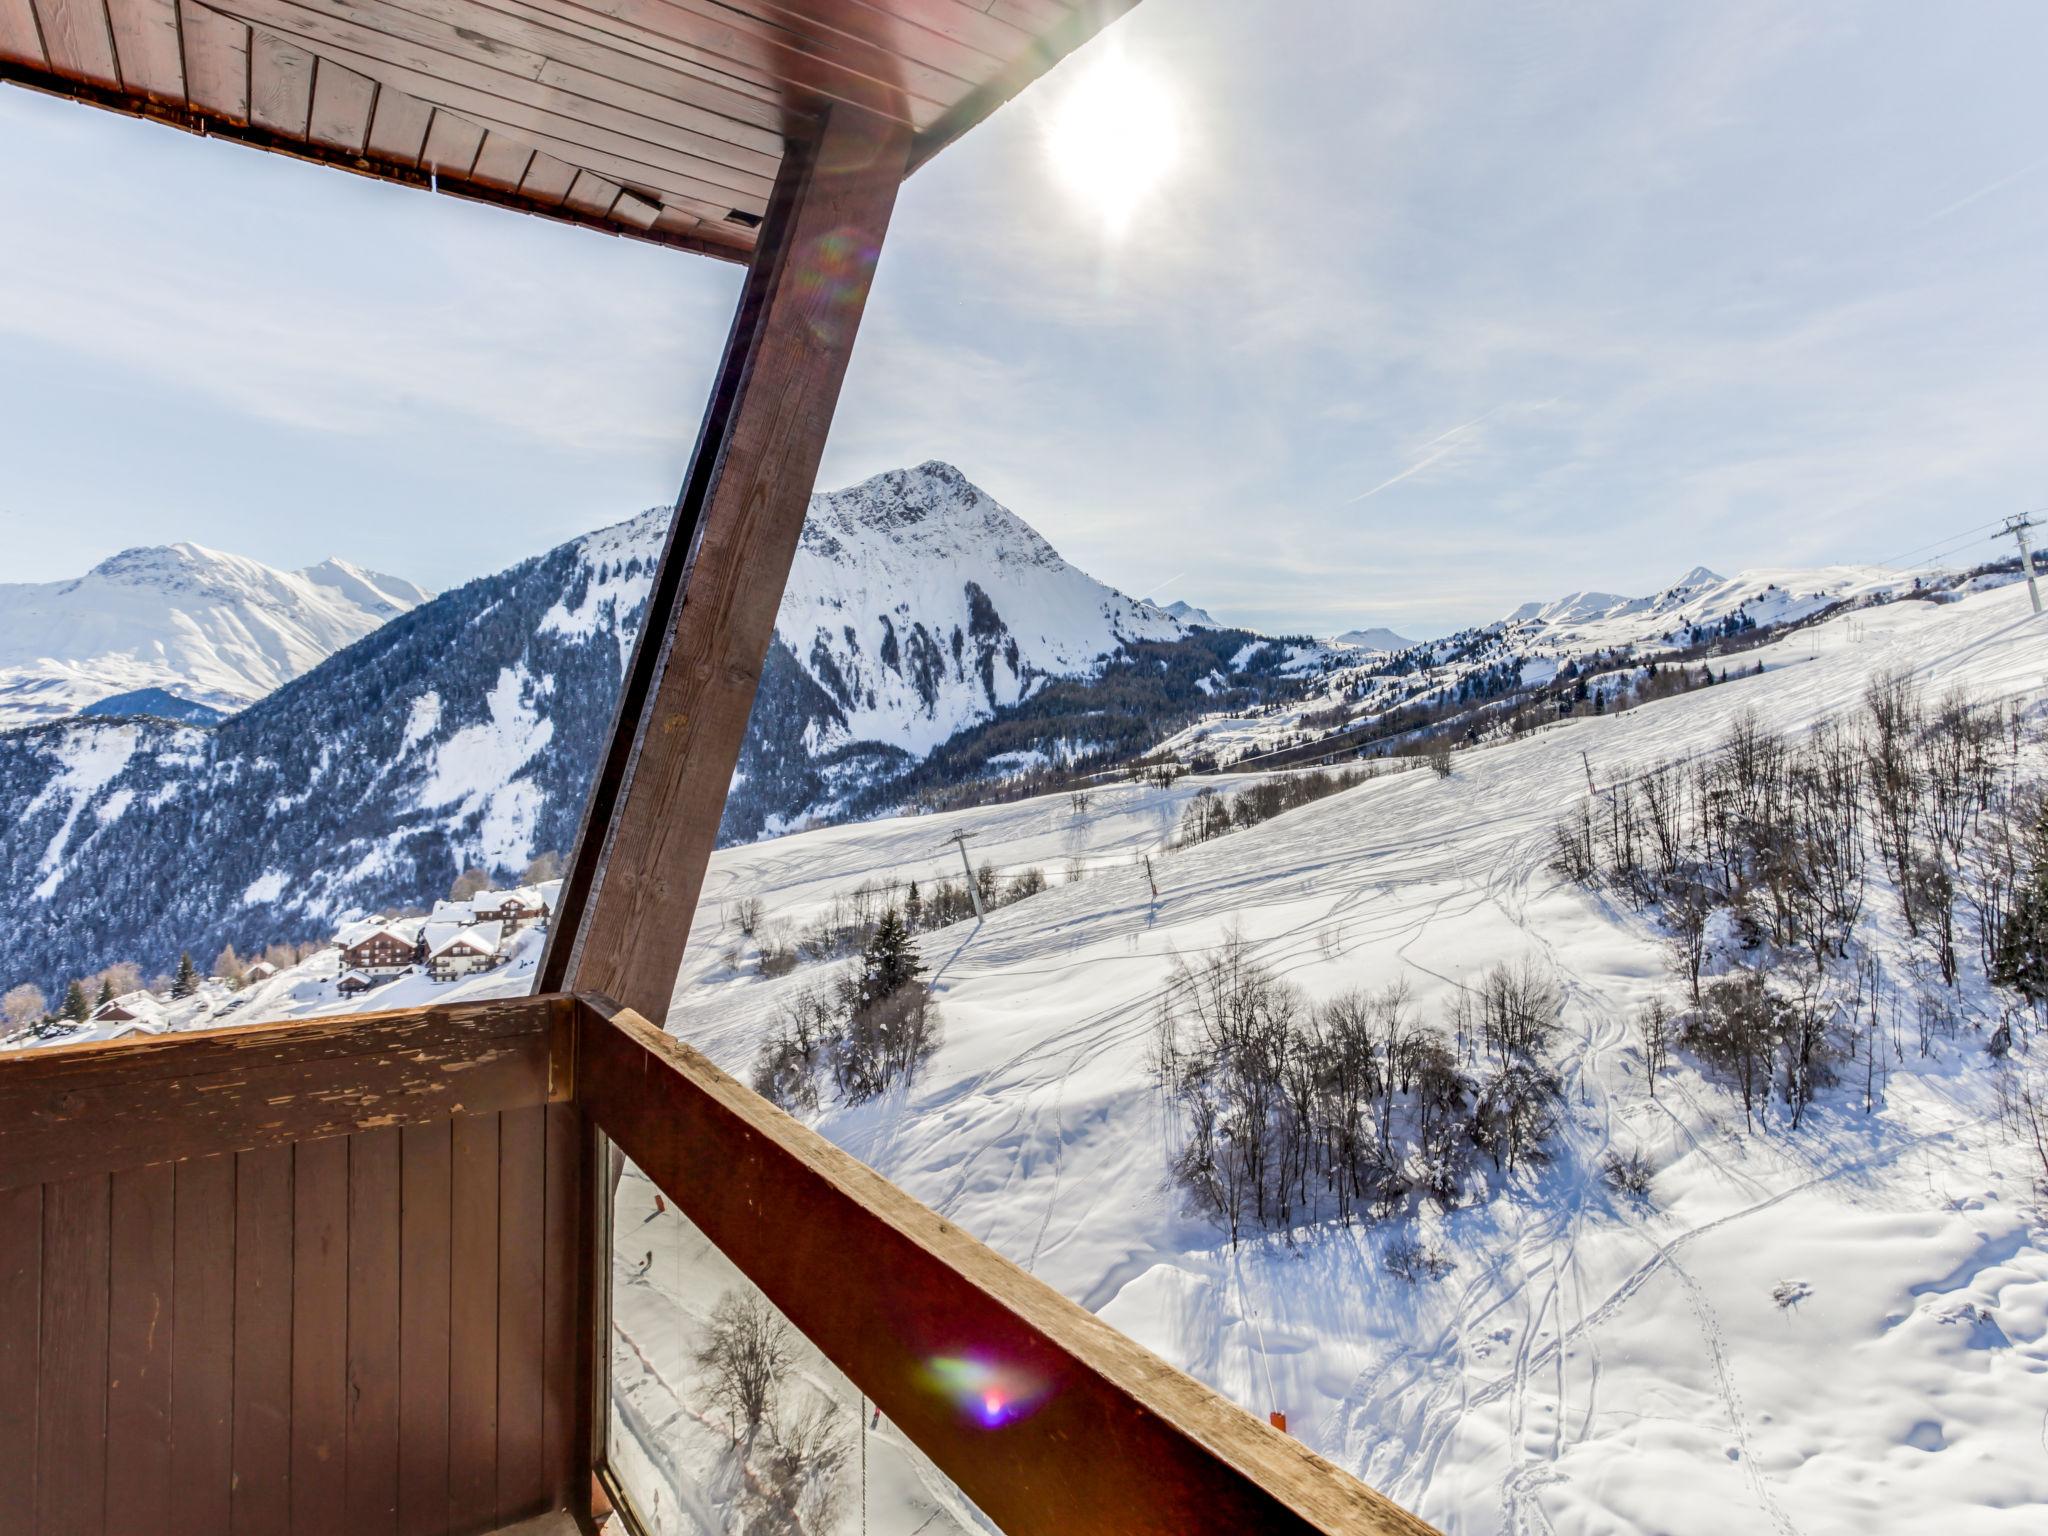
[745,1403,849,1536]
[3,984,46,1028]
[1638,997,1672,1096]
[695,1291,793,1441]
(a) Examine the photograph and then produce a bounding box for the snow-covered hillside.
[166,577,2048,1533]
[1159,560,2031,771]
[0,542,431,725]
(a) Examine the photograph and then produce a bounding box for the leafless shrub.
[1384,1237,1454,1283]
[729,895,767,938]
[1602,1149,1656,1199]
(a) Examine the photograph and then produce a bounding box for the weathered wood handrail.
[0,994,573,1190]
[573,994,1441,1536]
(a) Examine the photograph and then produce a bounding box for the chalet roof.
[334,916,422,950]
[471,885,550,911]
[425,918,504,958]
[0,1,1140,259]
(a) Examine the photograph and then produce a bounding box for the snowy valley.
[37,568,2048,1535]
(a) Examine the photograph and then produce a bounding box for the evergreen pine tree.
[63,981,91,1022]
[855,908,923,1008]
[96,978,114,1008]
[1994,806,2048,1004]
[903,880,923,932]
[172,952,199,999]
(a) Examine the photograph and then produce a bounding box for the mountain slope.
[210,577,2048,1534]
[0,542,432,725]
[0,466,1229,988]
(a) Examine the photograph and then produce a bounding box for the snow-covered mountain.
[0,542,431,726]
[0,466,1279,989]
[1497,562,1911,650]
[768,461,1183,757]
[1333,625,1414,652]
[1154,598,1222,629]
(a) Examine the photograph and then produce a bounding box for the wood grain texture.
[181,2,252,117]
[37,1173,110,1536]
[496,1105,549,1525]
[447,1112,501,1533]
[0,995,563,1188]
[398,1121,453,1536]
[206,0,774,215]
[347,1126,404,1535]
[171,1155,235,1536]
[30,0,117,83]
[292,1133,351,1536]
[469,129,534,190]
[229,1146,294,1535]
[221,0,783,177]
[250,27,316,134]
[552,105,909,1021]
[105,1164,175,1536]
[364,75,434,159]
[105,0,183,98]
[419,106,483,173]
[539,1102,589,1516]
[516,149,576,202]
[577,997,1442,1536]
[306,54,377,149]
[0,1184,38,1531]
[0,0,46,67]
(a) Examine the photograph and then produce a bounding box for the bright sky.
[3,1,2045,638]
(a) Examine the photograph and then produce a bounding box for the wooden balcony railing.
[0,994,1439,1536]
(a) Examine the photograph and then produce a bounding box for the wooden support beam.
[540,102,910,1020]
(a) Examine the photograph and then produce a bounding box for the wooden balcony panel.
[0,996,591,1536]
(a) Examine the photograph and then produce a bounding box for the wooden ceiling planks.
[0,0,1122,258]
[31,0,118,86]
[306,55,377,151]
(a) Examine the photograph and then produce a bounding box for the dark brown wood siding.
[0,999,587,1536]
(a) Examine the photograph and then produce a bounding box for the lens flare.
[920,1355,1049,1428]
[1048,46,1181,236]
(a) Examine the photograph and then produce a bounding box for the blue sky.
[3,1,2046,637]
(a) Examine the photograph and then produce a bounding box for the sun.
[1048,47,1182,236]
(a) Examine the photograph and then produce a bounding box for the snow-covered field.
[98,576,2048,1533]
[647,577,2048,1534]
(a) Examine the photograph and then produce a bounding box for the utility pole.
[945,830,983,919]
[2004,514,2043,615]
[1580,750,1598,797]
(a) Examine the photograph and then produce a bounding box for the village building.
[425,921,505,982]
[334,918,424,977]
[469,887,552,932]
[93,991,167,1029]
[336,970,385,997]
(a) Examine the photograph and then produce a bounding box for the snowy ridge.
[0,541,432,725]
[1496,562,1907,651]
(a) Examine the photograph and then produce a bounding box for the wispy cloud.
[1916,157,2045,227]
